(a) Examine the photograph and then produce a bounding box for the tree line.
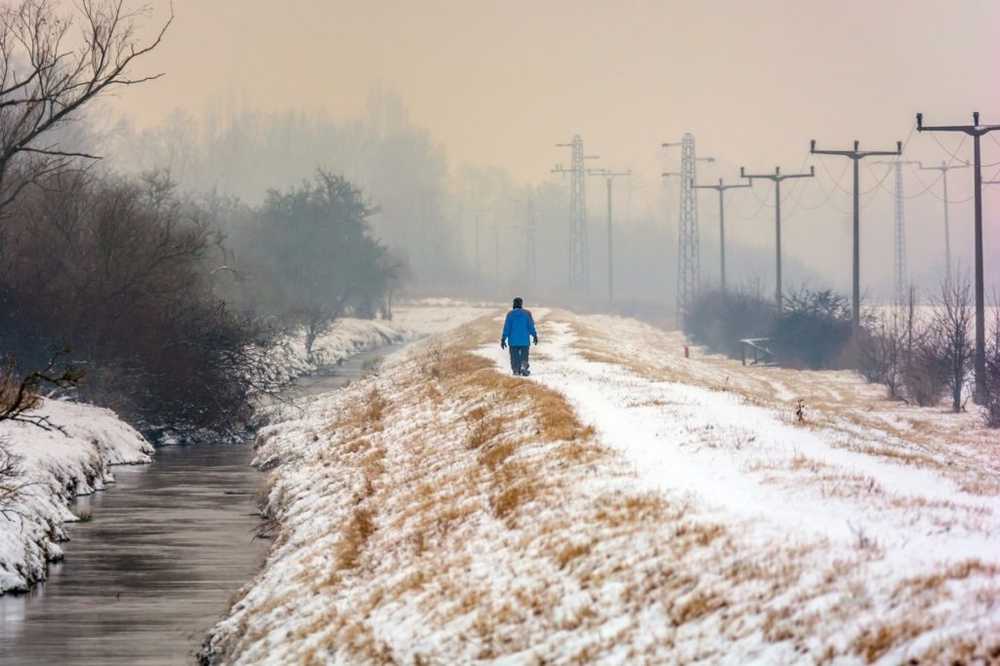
[683,281,1000,427]
[0,1,398,439]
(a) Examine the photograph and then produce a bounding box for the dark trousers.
[508,345,530,375]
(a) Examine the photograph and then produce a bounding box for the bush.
[985,305,1000,428]
[772,289,853,369]
[683,286,853,370]
[683,286,774,358]
[857,294,917,398]
[902,338,948,407]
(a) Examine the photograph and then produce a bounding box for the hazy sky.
[115,0,1000,182]
[107,0,1000,296]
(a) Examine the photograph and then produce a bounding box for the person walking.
[500,297,538,376]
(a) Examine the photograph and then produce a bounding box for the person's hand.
[533,335,539,345]
[500,339,507,349]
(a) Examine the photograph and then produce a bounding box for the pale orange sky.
[112,0,1000,184]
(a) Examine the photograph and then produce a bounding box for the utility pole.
[525,200,537,286]
[692,177,751,293]
[553,135,599,292]
[474,212,481,290]
[510,196,539,288]
[917,112,1000,403]
[588,167,631,305]
[919,160,969,283]
[810,139,902,327]
[663,134,714,322]
[494,218,500,291]
[739,165,815,311]
[874,160,920,306]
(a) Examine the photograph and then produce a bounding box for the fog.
[98,0,1000,311]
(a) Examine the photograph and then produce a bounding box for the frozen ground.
[203,307,999,664]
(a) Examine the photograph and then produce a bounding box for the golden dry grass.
[216,309,1000,665]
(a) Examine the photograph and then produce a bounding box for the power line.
[588,167,631,305]
[692,177,751,293]
[739,164,815,310]
[918,159,970,280]
[810,138,902,328]
[917,111,1000,403]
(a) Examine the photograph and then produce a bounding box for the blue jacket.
[501,308,537,347]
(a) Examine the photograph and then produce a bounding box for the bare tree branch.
[0,0,172,214]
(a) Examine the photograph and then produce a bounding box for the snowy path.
[492,317,1000,569]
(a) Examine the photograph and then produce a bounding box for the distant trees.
[212,170,400,355]
[0,170,279,435]
[856,276,996,420]
[0,162,402,438]
[107,92,456,291]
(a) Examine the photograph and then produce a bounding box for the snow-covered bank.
[204,306,999,665]
[267,303,494,384]
[0,400,153,594]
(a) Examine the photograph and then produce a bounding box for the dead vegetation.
[207,311,1000,665]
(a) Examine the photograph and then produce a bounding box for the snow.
[0,399,153,593]
[0,309,493,597]
[201,306,1000,664]
[265,306,494,384]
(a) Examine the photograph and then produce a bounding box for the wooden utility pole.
[917,112,1000,403]
[588,168,631,305]
[739,165,815,310]
[810,139,902,328]
[692,177,751,293]
[918,160,969,282]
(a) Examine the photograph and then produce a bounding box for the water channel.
[0,345,399,665]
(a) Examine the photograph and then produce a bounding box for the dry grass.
[215,310,1000,665]
[894,559,1000,599]
[334,507,376,571]
[851,620,931,663]
[466,416,503,450]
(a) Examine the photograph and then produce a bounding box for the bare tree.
[931,276,975,413]
[985,295,1000,428]
[0,438,24,520]
[858,288,919,399]
[0,351,81,430]
[0,0,171,214]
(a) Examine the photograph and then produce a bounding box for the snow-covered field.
[0,400,153,593]
[202,306,999,664]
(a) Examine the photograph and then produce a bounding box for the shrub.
[985,304,1000,428]
[683,286,774,358]
[772,289,853,370]
[902,338,948,407]
[857,292,917,398]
